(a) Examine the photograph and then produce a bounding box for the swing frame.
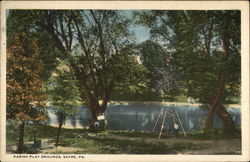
[152,108,187,138]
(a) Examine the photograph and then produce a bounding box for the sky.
[123,10,151,43]
[6,9,151,44]
[133,25,150,43]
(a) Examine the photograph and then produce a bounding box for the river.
[46,102,241,132]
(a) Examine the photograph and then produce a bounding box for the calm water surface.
[47,103,241,132]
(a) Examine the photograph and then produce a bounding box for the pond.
[46,102,241,132]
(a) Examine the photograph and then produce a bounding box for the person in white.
[174,123,179,137]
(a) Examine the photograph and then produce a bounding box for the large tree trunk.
[72,66,111,128]
[87,93,110,130]
[204,26,237,132]
[204,110,214,131]
[204,72,226,131]
[204,71,235,132]
[89,102,108,129]
[204,105,235,132]
[17,121,25,153]
[88,104,98,128]
[41,16,111,129]
[215,106,235,131]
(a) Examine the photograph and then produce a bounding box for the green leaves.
[46,64,82,123]
[136,10,240,104]
[47,67,81,108]
[138,40,178,95]
[7,9,240,107]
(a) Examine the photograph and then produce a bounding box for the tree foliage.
[9,10,136,122]
[7,33,47,121]
[7,11,60,81]
[136,10,240,131]
[110,54,150,101]
[6,9,241,132]
[7,11,61,152]
[138,40,178,96]
[7,33,49,153]
[47,63,81,120]
[46,63,82,145]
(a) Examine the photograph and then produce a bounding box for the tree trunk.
[55,123,62,147]
[147,87,151,100]
[41,16,111,130]
[204,104,236,132]
[33,127,37,144]
[70,58,112,130]
[135,89,138,100]
[17,121,25,153]
[204,71,228,132]
[215,106,235,131]
[203,20,235,132]
[204,110,214,131]
[89,103,107,129]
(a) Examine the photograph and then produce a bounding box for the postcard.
[0,1,249,162]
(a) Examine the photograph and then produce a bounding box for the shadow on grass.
[186,128,241,140]
[57,132,204,154]
[6,121,241,154]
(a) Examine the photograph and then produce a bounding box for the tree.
[110,55,150,101]
[7,11,60,81]
[46,64,81,146]
[202,11,240,131]
[137,40,178,99]
[136,10,240,131]
[7,33,47,153]
[7,10,61,153]
[9,10,135,125]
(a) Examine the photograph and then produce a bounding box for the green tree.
[7,10,135,126]
[7,11,61,153]
[137,40,178,100]
[110,55,149,101]
[47,64,81,146]
[136,10,240,131]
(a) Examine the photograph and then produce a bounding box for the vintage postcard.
[0,1,249,162]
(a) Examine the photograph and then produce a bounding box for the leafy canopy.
[7,33,47,121]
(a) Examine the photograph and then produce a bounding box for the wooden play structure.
[152,108,187,138]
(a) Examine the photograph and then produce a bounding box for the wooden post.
[175,109,187,137]
[159,110,167,138]
[152,109,163,132]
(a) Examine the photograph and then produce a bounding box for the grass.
[214,151,241,155]
[185,128,241,140]
[6,120,241,154]
[56,134,203,154]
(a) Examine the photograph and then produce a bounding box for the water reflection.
[47,104,241,132]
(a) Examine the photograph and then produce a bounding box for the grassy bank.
[6,121,241,154]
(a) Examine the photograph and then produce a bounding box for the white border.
[0,1,248,10]
[0,1,249,162]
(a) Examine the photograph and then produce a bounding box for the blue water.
[47,104,241,132]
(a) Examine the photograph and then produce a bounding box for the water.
[46,103,241,132]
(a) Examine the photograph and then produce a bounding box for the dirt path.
[39,146,86,153]
[38,139,86,153]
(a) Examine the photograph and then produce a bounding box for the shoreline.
[46,101,241,109]
[108,101,241,109]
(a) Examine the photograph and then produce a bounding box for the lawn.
[6,120,241,154]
